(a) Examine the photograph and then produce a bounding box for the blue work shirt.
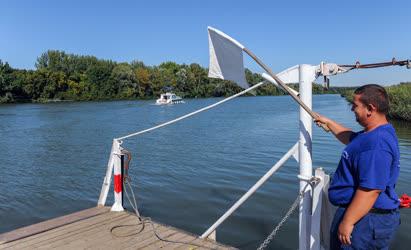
[329,124,400,209]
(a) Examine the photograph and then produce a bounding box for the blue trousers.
[330,207,400,250]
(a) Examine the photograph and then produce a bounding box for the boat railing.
[98,136,330,247]
[97,80,332,248]
[199,147,331,247]
[199,142,299,240]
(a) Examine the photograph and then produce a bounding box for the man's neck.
[364,115,388,132]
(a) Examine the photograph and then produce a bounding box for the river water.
[0,95,410,249]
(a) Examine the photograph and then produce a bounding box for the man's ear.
[367,104,377,113]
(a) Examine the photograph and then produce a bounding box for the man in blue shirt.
[315,84,400,249]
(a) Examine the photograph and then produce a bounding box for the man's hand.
[338,188,381,246]
[338,220,354,245]
[313,112,353,145]
[313,113,331,128]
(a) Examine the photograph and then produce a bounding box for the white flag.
[208,27,249,89]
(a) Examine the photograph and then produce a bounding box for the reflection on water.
[392,119,411,141]
[0,95,410,249]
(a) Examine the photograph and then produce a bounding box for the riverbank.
[337,82,411,121]
[0,50,340,105]
[1,52,409,121]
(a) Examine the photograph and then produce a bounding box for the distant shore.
[338,82,411,121]
[1,50,409,121]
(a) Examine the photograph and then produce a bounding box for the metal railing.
[200,142,299,239]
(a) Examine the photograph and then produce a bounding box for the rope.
[116,81,266,141]
[117,57,409,141]
[119,179,218,249]
[110,150,218,249]
[116,57,410,141]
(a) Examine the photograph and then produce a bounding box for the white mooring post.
[298,64,316,250]
[311,168,326,249]
[111,139,124,212]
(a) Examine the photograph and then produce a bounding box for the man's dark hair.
[354,84,389,114]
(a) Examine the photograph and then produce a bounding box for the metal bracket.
[297,175,322,189]
[318,62,349,76]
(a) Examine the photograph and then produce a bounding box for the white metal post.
[111,139,124,212]
[98,140,117,206]
[298,64,315,250]
[310,168,325,249]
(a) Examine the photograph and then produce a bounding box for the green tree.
[187,63,208,97]
[110,63,137,98]
[135,67,151,98]
[85,60,115,98]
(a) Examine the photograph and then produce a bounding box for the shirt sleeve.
[357,149,392,190]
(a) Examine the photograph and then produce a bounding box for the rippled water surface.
[0,95,410,249]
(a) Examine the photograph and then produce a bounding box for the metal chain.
[257,180,317,250]
[256,192,303,250]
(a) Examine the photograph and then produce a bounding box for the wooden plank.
[142,231,188,249]
[32,213,127,248]
[81,214,144,246]
[173,236,203,250]
[1,210,124,249]
[143,232,196,250]
[59,215,168,249]
[0,206,109,245]
[140,224,232,250]
[45,213,138,249]
[83,219,147,249]
[171,229,225,250]
[114,224,171,249]
[2,215,125,250]
[123,220,233,250]
[0,207,235,250]
[166,234,198,249]
[121,226,177,250]
[89,218,171,249]
[1,211,118,248]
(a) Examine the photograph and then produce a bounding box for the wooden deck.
[0,207,235,250]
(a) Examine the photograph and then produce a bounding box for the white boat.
[155,92,184,105]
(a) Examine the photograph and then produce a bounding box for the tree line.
[1,51,408,120]
[0,50,345,104]
[1,50,302,103]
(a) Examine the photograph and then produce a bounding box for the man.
[315,84,400,249]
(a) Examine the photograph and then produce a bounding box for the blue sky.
[1,0,410,86]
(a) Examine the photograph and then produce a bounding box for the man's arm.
[314,113,353,145]
[338,188,380,245]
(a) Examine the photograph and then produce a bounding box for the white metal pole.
[200,142,299,239]
[98,140,117,206]
[111,139,124,212]
[310,168,325,249]
[298,64,314,250]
